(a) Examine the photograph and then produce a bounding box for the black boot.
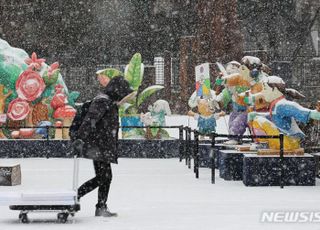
[95,206,117,217]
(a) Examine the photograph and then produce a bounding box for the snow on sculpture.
[147,99,171,126]
[247,76,320,153]
[141,99,172,139]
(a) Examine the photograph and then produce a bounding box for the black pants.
[78,161,112,208]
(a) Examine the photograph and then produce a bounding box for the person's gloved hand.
[71,139,84,154]
[247,112,257,122]
[310,110,320,120]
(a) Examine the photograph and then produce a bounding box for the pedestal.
[243,154,316,186]
[118,139,180,158]
[199,144,211,168]
[0,139,180,158]
[219,150,256,181]
[199,143,241,169]
[312,152,320,178]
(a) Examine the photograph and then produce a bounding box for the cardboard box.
[0,164,21,186]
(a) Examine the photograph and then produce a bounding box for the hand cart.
[0,155,80,223]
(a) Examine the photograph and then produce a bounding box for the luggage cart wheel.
[57,212,69,223]
[19,213,29,223]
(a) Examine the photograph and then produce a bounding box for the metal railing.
[179,128,285,189]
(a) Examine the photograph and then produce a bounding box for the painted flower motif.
[50,84,67,109]
[48,62,60,77]
[7,98,30,121]
[54,84,64,93]
[25,52,46,71]
[50,92,67,109]
[53,105,76,119]
[16,70,46,101]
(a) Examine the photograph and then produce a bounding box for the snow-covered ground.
[0,158,320,230]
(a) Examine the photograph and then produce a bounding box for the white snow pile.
[264,75,285,84]
[241,56,261,65]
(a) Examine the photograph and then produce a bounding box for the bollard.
[179,126,183,162]
[211,133,216,184]
[184,127,189,165]
[194,131,199,179]
[45,126,50,158]
[187,128,192,169]
[279,133,284,189]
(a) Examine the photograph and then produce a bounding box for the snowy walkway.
[0,158,320,230]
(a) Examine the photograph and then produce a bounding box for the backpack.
[69,100,92,141]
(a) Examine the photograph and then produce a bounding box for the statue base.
[219,149,256,181]
[243,153,316,186]
[0,139,180,158]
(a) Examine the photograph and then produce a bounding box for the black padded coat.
[77,76,133,163]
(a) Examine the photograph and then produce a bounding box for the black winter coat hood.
[103,76,133,102]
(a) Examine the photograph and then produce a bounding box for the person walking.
[73,70,133,217]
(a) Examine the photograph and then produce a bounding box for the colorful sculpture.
[189,63,215,108]
[247,76,320,152]
[188,63,226,136]
[215,57,269,144]
[35,120,52,139]
[141,99,172,139]
[188,98,225,135]
[0,38,79,139]
[118,53,164,139]
[147,99,171,126]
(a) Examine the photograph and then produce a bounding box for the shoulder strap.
[90,93,112,125]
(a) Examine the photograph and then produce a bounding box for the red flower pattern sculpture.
[16,70,46,101]
[50,84,68,109]
[48,62,60,77]
[7,98,30,120]
[25,52,46,71]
